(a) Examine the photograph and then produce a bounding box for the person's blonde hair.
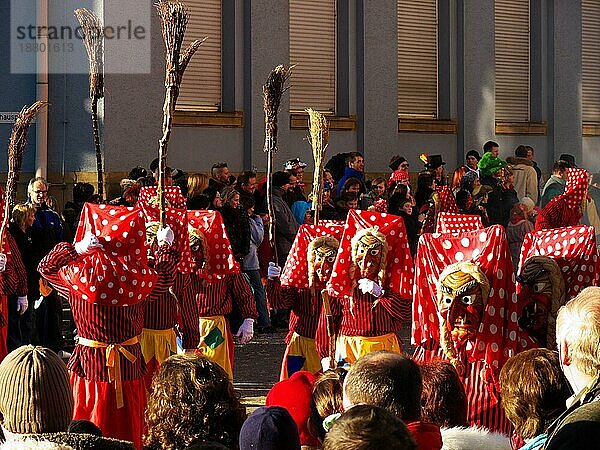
[12,203,35,229]
[187,173,210,199]
[556,286,600,376]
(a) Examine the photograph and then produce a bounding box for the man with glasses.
[26,177,67,357]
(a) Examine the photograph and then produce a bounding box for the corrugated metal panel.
[289,0,336,113]
[495,0,530,122]
[583,0,600,123]
[397,0,438,118]
[177,0,222,112]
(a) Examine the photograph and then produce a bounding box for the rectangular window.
[289,0,336,113]
[176,0,222,112]
[582,0,600,124]
[397,0,438,118]
[495,0,530,122]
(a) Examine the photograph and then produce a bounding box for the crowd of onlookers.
[1,285,599,449]
[3,144,600,449]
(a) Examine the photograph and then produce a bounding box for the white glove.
[74,233,104,255]
[0,253,6,272]
[17,296,28,315]
[358,278,383,298]
[321,356,333,372]
[235,318,254,344]
[267,262,282,279]
[156,226,174,247]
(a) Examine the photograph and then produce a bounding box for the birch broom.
[0,101,48,252]
[74,8,105,198]
[306,109,329,225]
[262,64,293,261]
[156,0,204,226]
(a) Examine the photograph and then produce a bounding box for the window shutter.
[289,0,336,113]
[177,0,222,112]
[495,0,530,122]
[397,0,438,118]
[582,0,600,123]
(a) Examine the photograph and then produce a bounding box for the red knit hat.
[266,371,319,447]
[59,203,158,306]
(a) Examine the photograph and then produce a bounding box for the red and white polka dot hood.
[413,225,532,371]
[518,225,600,302]
[437,212,483,234]
[536,168,589,230]
[187,210,240,282]
[136,186,193,274]
[326,210,414,300]
[58,203,159,306]
[280,221,345,289]
[436,185,459,214]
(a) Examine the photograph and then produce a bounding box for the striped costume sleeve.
[229,273,258,320]
[147,245,178,300]
[1,234,28,296]
[378,291,412,323]
[37,242,79,299]
[173,273,200,349]
[265,279,296,310]
[315,294,342,359]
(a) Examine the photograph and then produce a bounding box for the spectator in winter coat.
[507,145,539,204]
[540,161,568,208]
[271,172,299,267]
[336,153,365,197]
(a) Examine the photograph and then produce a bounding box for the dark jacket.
[220,204,251,267]
[487,183,519,227]
[272,186,299,266]
[398,210,418,257]
[8,222,37,298]
[336,167,365,197]
[545,377,600,450]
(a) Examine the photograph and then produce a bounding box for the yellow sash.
[77,336,138,409]
[336,332,401,366]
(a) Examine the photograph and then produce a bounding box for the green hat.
[478,152,508,176]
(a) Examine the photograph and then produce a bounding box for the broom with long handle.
[307,109,329,225]
[0,101,48,252]
[156,0,204,226]
[74,8,105,198]
[262,65,293,263]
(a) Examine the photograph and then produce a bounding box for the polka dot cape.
[326,210,414,300]
[187,210,241,283]
[59,203,158,306]
[518,225,600,301]
[280,221,345,289]
[437,212,484,234]
[412,225,530,371]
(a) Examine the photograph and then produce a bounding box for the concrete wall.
[1,0,599,208]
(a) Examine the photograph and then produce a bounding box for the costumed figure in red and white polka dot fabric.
[420,185,459,234]
[267,222,344,379]
[437,211,483,234]
[412,225,534,434]
[535,168,589,231]
[171,210,257,379]
[37,203,178,449]
[136,186,191,391]
[315,210,414,368]
[516,225,600,348]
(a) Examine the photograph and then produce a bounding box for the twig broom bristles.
[156,0,204,226]
[75,8,105,198]
[262,65,293,262]
[0,101,48,252]
[307,108,329,225]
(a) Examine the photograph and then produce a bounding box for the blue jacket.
[337,167,365,197]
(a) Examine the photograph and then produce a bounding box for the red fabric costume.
[413,225,533,434]
[437,212,484,234]
[535,168,588,231]
[268,222,344,378]
[38,204,177,449]
[315,210,414,364]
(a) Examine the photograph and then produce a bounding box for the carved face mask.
[145,221,160,258]
[355,240,384,280]
[189,228,208,272]
[313,245,336,283]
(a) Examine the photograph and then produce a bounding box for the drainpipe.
[35,0,49,179]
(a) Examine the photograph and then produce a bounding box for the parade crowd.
[0,141,599,450]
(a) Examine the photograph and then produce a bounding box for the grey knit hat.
[0,346,74,434]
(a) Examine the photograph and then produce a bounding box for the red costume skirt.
[71,373,146,449]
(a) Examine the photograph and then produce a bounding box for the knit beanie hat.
[266,371,319,448]
[0,346,74,434]
[239,406,300,450]
[478,152,508,176]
